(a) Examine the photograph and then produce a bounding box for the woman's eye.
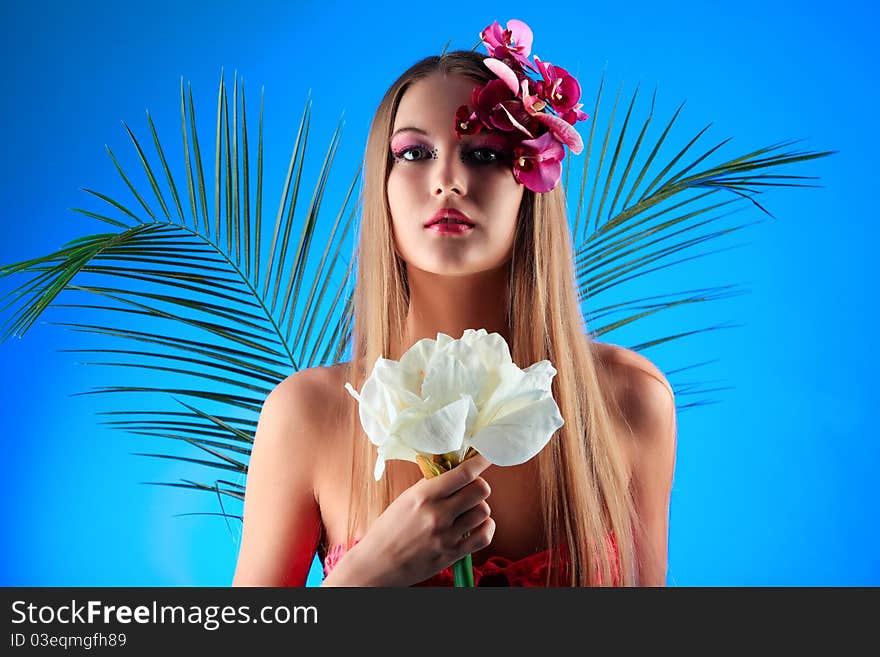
[394,146,430,162]
[467,148,505,164]
[392,146,508,164]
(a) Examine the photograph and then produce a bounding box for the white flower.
[344,329,565,480]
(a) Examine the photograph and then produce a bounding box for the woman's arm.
[232,370,326,586]
[627,367,677,586]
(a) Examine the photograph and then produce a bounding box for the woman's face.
[387,73,525,276]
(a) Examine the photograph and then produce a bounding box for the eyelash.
[392,145,509,165]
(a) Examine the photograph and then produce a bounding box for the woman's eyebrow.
[390,126,429,140]
[390,126,508,145]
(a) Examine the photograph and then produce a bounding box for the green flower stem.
[453,527,474,587]
[453,553,475,587]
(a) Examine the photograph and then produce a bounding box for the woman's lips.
[424,222,474,235]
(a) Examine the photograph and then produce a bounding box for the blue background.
[1,0,876,586]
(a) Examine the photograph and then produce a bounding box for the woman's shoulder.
[592,341,676,455]
[592,341,674,398]
[269,362,351,403]
[259,363,353,451]
[595,342,676,477]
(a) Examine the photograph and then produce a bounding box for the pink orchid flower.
[561,103,590,125]
[513,131,566,193]
[520,78,547,116]
[534,112,584,155]
[480,19,539,74]
[534,56,582,115]
[483,57,521,95]
[497,101,536,138]
[454,105,483,137]
[473,80,536,138]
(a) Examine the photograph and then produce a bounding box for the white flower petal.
[435,333,454,350]
[469,359,561,440]
[464,394,479,436]
[374,358,425,407]
[421,348,483,408]
[373,356,410,386]
[398,338,439,382]
[521,360,557,393]
[460,329,513,368]
[373,439,419,480]
[473,388,546,435]
[468,397,565,466]
[343,381,360,403]
[480,361,527,407]
[381,438,420,463]
[344,381,389,447]
[374,456,385,481]
[395,397,470,454]
[349,328,565,480]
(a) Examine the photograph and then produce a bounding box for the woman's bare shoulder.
[592,341,676,454]
[267,362,352,430]
[593,341,673,397]
[270,362,349,398]
[594,343,677,517]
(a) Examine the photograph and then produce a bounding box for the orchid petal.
[533,55,551,82]
[518,160,561,192]
[498,102,534,138]
[479,20,505,55]
[513,131,564,193]
[484,57,520,94]
[506,19,533,56]
[535,112,584,154]
[520,78,543,115]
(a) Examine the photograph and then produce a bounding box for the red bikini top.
[323,535,620,587]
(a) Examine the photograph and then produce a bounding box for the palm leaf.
[1,72,359,508]
[0,68,834,524]
[564,72,834,407]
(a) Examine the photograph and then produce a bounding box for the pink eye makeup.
[389,133,513,166]
[391,144,438,162]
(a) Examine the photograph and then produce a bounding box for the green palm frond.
[565,75,834,408]
[1,72,358,518]
[0,69,834,524]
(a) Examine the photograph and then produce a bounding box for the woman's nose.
[431,149,468,197]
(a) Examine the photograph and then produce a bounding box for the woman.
[232,21,677,587]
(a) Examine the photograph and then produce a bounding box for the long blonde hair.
[337,50,642,586]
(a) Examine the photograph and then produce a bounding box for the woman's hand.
[324,454,495,587]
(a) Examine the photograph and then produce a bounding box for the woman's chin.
[409,261,508,279]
